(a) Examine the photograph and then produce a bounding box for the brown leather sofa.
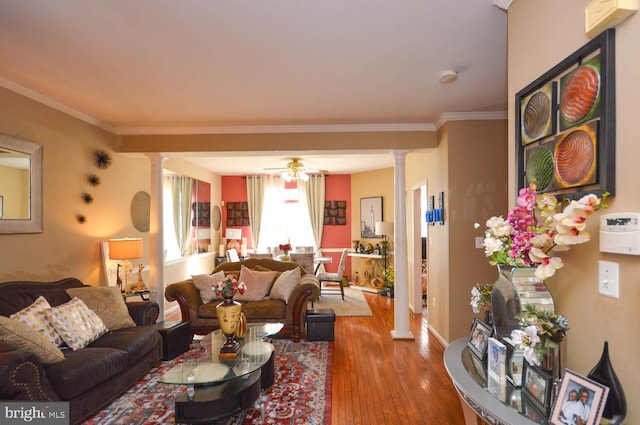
[0,278,162,425]
[165,258,320,342]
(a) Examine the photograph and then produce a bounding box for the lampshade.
[225,228,242,240]
[375,221,394,236]
[108,238,143,260]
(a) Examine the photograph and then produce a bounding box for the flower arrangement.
[482,184,607,279]
[510,304,569,366]
[213,274,247,299]
[470,283,494,314]
[278,243,292,255]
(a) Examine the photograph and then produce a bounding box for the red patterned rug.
[83,339,332,424]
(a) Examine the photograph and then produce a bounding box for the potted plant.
[382,265,394,298]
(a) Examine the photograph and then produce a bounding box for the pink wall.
[220,174,352,277]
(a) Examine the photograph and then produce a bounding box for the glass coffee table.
[159,322,283,424]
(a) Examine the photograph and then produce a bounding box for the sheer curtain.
[255,176,316,252]
[168,175,193,257]
[246,175,266,250]
[298,174,325,250]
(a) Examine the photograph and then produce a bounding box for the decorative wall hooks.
[88,174,101,186]
[94,149,112,169]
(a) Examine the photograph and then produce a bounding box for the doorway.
[410,182,428,314]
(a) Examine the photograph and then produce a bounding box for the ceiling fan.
[264,158,322,182]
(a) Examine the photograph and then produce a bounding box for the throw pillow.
[9,296,63,346]
[270,267,302,303]
[192,271,226,304]
[66,286,136,330]
[235,265,278,302]
[0,316,65,364]
[44,297,108,350]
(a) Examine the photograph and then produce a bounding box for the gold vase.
[235,312,247,339]
[216,296,242,357]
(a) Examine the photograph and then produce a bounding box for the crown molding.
[0,76,117,134]
[1,75,505,136]
[435,111,507,129]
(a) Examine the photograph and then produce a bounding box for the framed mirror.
[0,133,43,234]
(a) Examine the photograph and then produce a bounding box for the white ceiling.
[0,1,508,175]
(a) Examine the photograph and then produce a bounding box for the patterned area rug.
[83,339,332,425]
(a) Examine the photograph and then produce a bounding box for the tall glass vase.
[491,266,555,339]
[216,296,242,357]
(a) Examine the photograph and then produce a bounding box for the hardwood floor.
[165,292,467,424]
[331,291,465,425]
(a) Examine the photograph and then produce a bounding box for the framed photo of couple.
[466,318,492,360]
[549,369,609,425]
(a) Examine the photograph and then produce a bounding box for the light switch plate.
[598,260,619,299]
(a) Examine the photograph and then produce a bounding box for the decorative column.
[391,149,414,340]
[147,154,166,320]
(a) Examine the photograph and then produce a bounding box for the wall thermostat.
[599,212,640,255]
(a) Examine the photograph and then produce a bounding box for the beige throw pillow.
[0,316,65,364]
[66,286,136,330]
[270,267,301,303]
[44,297,108,350]
[235,265,278,302]
[192,271,226,304]
[10,296,64,346]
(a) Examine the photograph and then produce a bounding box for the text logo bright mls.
[1,402,68,424]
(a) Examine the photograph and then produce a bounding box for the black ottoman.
[306,308,336,341]
[154,320,191,360]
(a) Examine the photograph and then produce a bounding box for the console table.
[348,252,389,291]
[444,338,538,425]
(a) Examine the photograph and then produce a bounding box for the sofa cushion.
[270,267,301,303]
[88,326,161,367]
[192,271,226,304]
[0,316,65,364]
[9,295,63,346]
[241,299,287,320]
[235,265,278,302]
[66,286,136,330]
[44,346,129,400]
[44,297,108,350]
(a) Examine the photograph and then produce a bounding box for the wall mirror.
[0,133,43,234]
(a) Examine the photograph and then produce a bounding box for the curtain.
[298,174,325,250]
[257,175,285,252]
[169,175,193,256]
[246,175,266,250]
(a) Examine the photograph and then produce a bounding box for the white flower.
[529,248,564,279]
[511,326,541,366]
[470,287,481,314]
[486,216,511,237]
[483,236,503,256]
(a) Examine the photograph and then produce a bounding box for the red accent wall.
[220,174,352,276]
[321,174,351,276]
[221,176,252,248]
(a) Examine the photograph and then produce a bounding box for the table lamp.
[108,237,143,292]
[375,221,394,250]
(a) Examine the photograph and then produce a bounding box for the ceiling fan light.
[299,171,309,181]
[281,170,292,182]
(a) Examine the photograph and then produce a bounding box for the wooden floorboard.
[330,292,466,425]
[165,290,467,424]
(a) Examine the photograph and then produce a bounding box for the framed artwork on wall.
[360,197,383,238]
[515,28,615,199]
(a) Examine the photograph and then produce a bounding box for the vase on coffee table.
[216,295,242,357]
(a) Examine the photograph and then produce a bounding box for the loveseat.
[165,258,320,342]
[0,278,162,425]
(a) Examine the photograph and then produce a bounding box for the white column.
[391,149,414,340]
[147,154,166,320]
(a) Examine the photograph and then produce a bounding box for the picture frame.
[522,360,553,416]
[521,393,547,425]
[466,318,492,360]
[487,337,507,382]
[360,196,383,238]
[503,336,525,387]
[515,28,615,199]
[549,369,610,425]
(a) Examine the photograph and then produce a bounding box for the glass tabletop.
[158,322,283,386]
